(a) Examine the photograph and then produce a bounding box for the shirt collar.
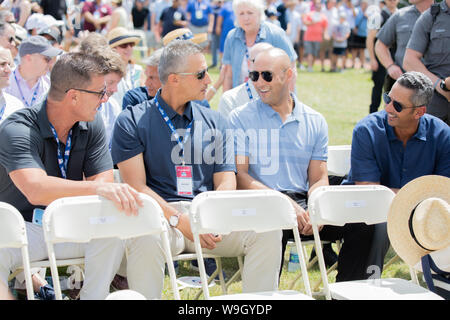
[258,93,301,123]
[235,22,267,42]
[155,89,193,122]
[384,111,427,142]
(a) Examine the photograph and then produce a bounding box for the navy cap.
[18,35,63,58]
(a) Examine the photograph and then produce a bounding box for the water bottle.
[288,246,300,272]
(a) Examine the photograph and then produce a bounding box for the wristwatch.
[440,79,450,92]
[169,212,181,228]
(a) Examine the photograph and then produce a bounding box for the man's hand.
[387,64,403,80]
[95,183,144,216]
[370,58,378,71]
[199,233,222,250]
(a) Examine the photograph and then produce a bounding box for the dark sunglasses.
[118,42,135,49]
[248,70,274,82]
[66,86,107,100]
[177,68,208,80]
[382,92,417,113]
[8,36,15,44]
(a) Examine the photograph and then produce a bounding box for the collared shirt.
[5,69,50,108]
[222,20,297,88]
[218,81,258,118]
[406,0,450,80]
[0,100,113,222]
[229,94,328,193]
[113,63,143,110]
[122,86,152,109]
[111,90,236,203]
[377,5,422,69]
[346,111,450,188]
[98,96,122,148]
[0,91,24,125]
[160,6,187,37]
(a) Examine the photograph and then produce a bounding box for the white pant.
[0,222,124,300]
[124,201,283,299]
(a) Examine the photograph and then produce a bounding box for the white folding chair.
[42,193,180,300]
[327,145,351,177]
[190,190,314,300]
[308,185,443,300]
[0,202,34,300]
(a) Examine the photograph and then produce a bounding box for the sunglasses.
[382,92,417,113]
[248,70,274,82]
[176,68,208,80]
[8,36,15,45]
[66,86,108,100]
[118,42,135,49]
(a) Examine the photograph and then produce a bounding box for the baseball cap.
[18,35,63,58]
[39,27,62,44]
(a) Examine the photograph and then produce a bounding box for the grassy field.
[157,60,423,300]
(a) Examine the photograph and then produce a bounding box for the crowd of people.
[0,0,448,300]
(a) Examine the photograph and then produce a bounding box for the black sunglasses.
[382,92,417,113]
[248,70,274,82]
[66,87,107,99]
[177,68,208,80]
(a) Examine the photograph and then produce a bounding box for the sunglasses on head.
[118,42,135,49]
[248,70,274,82]
[382,92,417,113]
[176,68,208,80]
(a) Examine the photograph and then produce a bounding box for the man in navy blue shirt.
[159,0,188,37]
[111,40,283,299]
[346,71,450,275]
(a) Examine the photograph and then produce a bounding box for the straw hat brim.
[387,175,450,267]
[162,28,208,46]
[109,35,141,48]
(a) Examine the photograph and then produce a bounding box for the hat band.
[109,35,136,45]
[175,32,194,41]
[408,203,434,252]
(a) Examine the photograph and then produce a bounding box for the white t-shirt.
[0,91,25,125]
[218,81,259,118]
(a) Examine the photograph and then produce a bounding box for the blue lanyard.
[245,81,254,101]
[0,103,5,121]
[49,124,73,179]
[155,98,193,165]
[14,70,40,108]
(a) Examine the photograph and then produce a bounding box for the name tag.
[195,10,203,20]
[32,208,45,226]
[176,165,193,196]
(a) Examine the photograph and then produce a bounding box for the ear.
[414,106,426,119]
[167,73,179,86]
[65,89,78,105]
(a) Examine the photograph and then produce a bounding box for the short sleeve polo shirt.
[111,90,236,203]
[0,100,113,222]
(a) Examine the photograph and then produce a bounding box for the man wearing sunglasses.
[0,52,143,299]
[111,40,282,299]
[4,36,62,109]
[0,20,16,59]
[345,71,450,276]
[230,47,377,282]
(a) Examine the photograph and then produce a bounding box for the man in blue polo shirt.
[111,40,282,299]
[186,0,213,42]
[346,71,450,275]
[230,47,376,281]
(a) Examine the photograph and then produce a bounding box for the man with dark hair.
[0,52,143,300]
[159,0,188,37]
[346,71,450,276]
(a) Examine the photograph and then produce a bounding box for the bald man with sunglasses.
[230,47,377,282]
[345,71,450,276]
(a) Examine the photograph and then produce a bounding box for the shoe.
[309,243,338,268]
[110,274,129,291]
[190,258,226,281]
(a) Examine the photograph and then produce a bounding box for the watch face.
[169,215,179,227]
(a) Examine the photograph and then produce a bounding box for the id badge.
[32,208,45,226]
[195,10,203,20]
[176,166,193,196]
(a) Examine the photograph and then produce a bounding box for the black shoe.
[309,243,338,268]
[110,274,129,291]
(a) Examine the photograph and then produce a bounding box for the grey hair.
[0,20,13,36]
[145,48,163,67]
[232,0,266,27]
[158,40,203,84]
[396,71,434,107]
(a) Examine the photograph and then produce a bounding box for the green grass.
[156,58,424,300]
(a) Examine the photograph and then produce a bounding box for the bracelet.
[433,78,441,90]
[386,63,396,70]
[209,86,217,94]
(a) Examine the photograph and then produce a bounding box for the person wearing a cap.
[107,27,144,109]
[111,40,282,299]
[0,52,144,300]
[0,47,24,125]
[159,0,188,38]
[4,35,62,108]
[39,27,62,49]
[345,71,450,277]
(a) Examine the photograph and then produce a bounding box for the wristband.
[386,63,396,71]
[433,78,441,90]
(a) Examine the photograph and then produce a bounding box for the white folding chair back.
[43,193,180,300]
[190,190,313,300]
[308,185,443,300]
[327,145,351,177]
[0,202,34,300]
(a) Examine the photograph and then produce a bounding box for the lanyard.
[155,98,193,165]
[49,124,73,179]
[14,70,40,108]
[245,81,254,101]
[0,103,5,121]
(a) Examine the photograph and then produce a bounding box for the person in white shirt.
[4,36,62,108]
[0,47,24,124]
[218,42,273,117]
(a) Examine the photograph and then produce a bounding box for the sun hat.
[162,28,208,46]
[387,175,450,267]
[107,27,141,49]
[18,35,63,58]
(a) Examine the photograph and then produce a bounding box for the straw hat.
[107,27,141,49]
[387,175,450,267]
[162,28,208,46]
